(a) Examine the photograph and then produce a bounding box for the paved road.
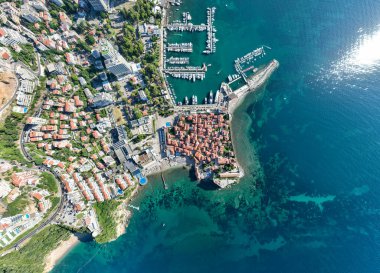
[0,32,65,255]
[9,108,66,252]
[14,134,66,250]
[11,166,65,250]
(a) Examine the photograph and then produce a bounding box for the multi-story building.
[87,0,109,12]
[99,39,132,80]
[0,27,28,46]
[20,5,41,23]
[50,0,64,7]
[90,93,113,108]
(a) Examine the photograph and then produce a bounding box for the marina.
[163,6,218,85]
[169,53,278,111]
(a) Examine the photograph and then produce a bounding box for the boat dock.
[166,42,193,53]
[182,12,192,24]
[228,60,279,104]
[163,76,176,104]
[203,7,217,54]
[165,71,206,81]
[171,60,279,114]
[166,57,190,65]
[164,64,207,81]
[234,46,266,80]
[227,74,242,84]
[168,0,181,6]
[166,6,216,40]
[166,21,207,32]
[161,171,168,190]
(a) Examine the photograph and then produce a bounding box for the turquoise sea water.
[53,0,380,272]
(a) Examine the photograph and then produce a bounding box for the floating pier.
[165,71,206,82]
[182,12,192,24]
[203,7,217,54]
[168,0,181,6]
[166,42,193,53]
[166,57,190,65]
[166,21,207,32]
[233,46,266,81]
[164,64,207,81]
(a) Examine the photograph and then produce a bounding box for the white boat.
[208,91,213,104]
[214,90,220,103]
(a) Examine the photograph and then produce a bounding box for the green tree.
[86,35,96,45]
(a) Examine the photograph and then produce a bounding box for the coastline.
[228,59,279,179]
[46,10,278,273]
[46,186,140,272]
[43,234,79,273]
[114,185,140,240]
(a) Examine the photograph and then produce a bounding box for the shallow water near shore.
[53,0,380,272]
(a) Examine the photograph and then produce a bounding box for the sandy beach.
[44,234,79,273]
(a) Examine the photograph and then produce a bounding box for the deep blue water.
[53,0,380,272]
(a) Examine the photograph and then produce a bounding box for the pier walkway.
[228,59,279,113]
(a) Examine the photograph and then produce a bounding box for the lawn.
[112,106,126,126]
[3,193,30,217]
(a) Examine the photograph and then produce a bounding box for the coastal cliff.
[94,186,139,244]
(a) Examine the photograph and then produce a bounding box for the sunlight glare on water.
[332,25,380,77]
[351,27,380,65]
